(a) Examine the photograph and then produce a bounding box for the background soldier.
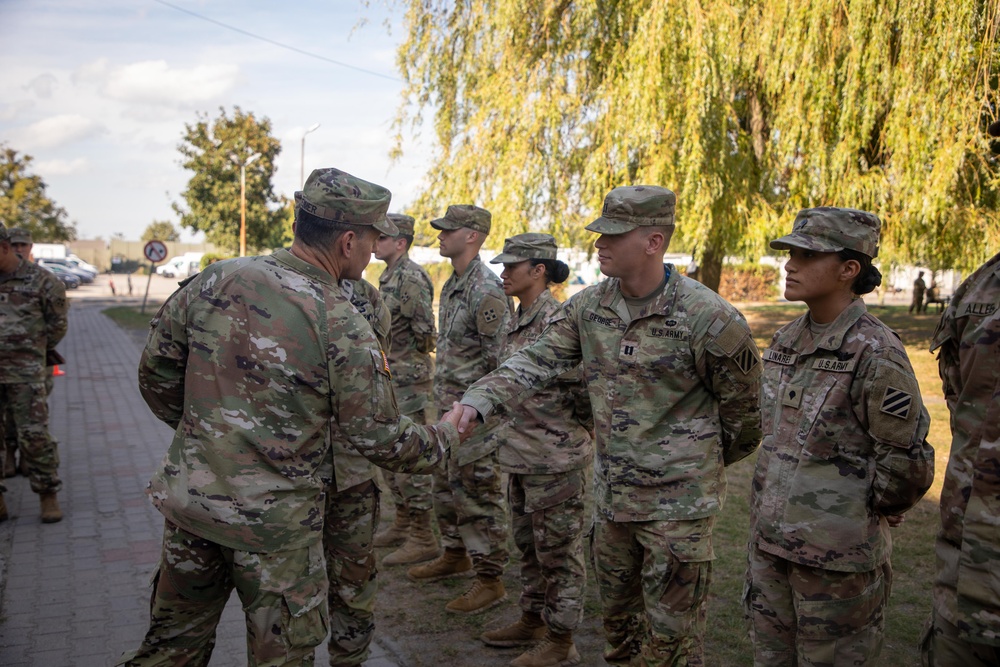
[3,227,42,478]
[408,204,513,616]
[925,250,1000,666]
[118,168,461,666]
[372,213,441,567]
[911,270,927,314]
[459,186,763,665]
[323,277,393,667]
[0,222,68,523]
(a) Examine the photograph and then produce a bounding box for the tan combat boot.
[445,575,507,614]
[382,510,441,566]
[407,547,473,582]
[40,492,62,523]
[373,506,409,548]
[511,630,581,667]
[481,611,546,647]
[0,493,8,522]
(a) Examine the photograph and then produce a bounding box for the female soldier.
[745,207,935,666]
[479,233,593,667]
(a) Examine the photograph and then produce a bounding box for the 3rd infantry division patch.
[880,386,911,419]
[735,346,759,375]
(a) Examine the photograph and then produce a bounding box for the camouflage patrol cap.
[294,167,397,236]
[429,205,492,235]
[585,186,676,235]
[387,213,416,237]
[770,207,881,258]
[0,223,8,243]
[490,233,557,264]
[8,228,31,244]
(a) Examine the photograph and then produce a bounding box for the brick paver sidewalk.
[0,281,406,666]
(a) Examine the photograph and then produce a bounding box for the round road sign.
[144,240,168,263]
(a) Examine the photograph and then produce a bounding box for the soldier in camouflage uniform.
[3,227,43,479]
[407,205,514,616]
[322,277,392,667]
[478,233,593,667]
[924,250,1000,666]
[118,168,462,667]
[458,186,763,666]
[371,213,441,567]
[0,222,68,523]
[745,207,935,666]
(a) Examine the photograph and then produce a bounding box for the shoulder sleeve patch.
[476,293,507,337]
[714,318,750,357]
[868,361,920,446]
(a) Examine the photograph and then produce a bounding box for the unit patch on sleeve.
[879,386,911,419]
[735,345,760,375]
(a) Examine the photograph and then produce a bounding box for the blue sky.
[0,0,430,242]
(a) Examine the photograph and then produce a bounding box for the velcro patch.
[880,386,911,419]
[715,319,749,356]
[763,349,797,365]
[812,358,856,373]
[735,345,759,375]
[782,384,804,409]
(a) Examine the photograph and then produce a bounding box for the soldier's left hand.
[885,514,905,528]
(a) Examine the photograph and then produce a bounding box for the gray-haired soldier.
[459,186,762,666]
[119,168,462,666]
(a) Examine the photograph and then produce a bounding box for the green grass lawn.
[103,304,162,330]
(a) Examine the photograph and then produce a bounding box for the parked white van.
[156,253,205,279]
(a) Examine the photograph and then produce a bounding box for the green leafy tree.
[0,145,76,241]
[141,220,180,242]
[173,106,287,252]
[394,0,1000,290]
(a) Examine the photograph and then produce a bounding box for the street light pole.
[300,123,320,186]
[238,152,261,257]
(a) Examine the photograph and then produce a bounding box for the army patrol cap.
[429,205,492,235]
[294,167,397,236]
[386,213,416,237]
[771,207,881,258]
[490,233,558,264]
[586,186,676,235]
[8,228,32,244]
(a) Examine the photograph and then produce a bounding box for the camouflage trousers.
[117,520,328,667]
[591,515,713,667]
[381,408,434,515]
[0,381,61,494]
[921,607,1000,667]
[744,545,890,667]
[431,446,509,579]
[510,469,587,634]
[324,479,379,667]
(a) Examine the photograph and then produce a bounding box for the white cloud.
[14,114,106,150]
[0,100,35,122]
[24,73,58,99]
[34,157,89,175]
[100,60,240,106]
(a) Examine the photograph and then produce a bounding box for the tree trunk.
[700,246,724,294]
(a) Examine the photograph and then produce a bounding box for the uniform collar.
[513,289,555,331]
[776,298,868,354]
[599,264,676,322]
[273,248,336,287]
[445,255,483,292]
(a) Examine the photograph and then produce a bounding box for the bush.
[200,253,232,269]
[718,263,779,302]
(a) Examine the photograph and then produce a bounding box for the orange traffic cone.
[52,365,65,377]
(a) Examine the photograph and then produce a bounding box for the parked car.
[37,258,95,283]
[156,253,204,279]
[39,263,81,289]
